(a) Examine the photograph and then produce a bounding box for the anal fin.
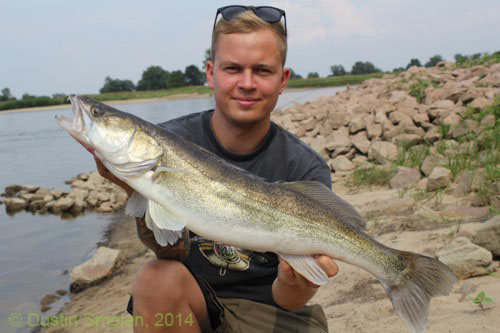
[278,254,329,286]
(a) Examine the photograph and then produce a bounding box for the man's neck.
[211,110,271,155]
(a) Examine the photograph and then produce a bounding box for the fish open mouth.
[55,95,93,153]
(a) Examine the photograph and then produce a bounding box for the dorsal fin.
[280,181,366,230]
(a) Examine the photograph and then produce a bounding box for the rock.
[469,97,490,109]
[40,293,60,307]
[96,201,114,213]
[412,112,429,126]
[351,133,371,154]
[4,184,23,197]
[366,122,383,140]
[50,190,64,199]
[392,134,422,146]
[427,167,452,191]
[328,111,345,130]
[421,155,440,177]
[368,141,398,164]
[56,289,68,296]
[329,156,355,172]
[466,192,487,207]
[47,197,74,214]
[451,119,479,138]
[442,113,461,126]
[439,206,490,222]
[457,281,477,302]
[389,167,421,189]
[70,247,121,292]
[437,237,492,279]
[21,185,39,193]
[349,116,366,134]
[480,114,495,127]
[471,215,500,257]
[4,198,27,212]
[423,126,441,143]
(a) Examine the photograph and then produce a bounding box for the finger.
[314,255,339,277]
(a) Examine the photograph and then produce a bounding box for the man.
[96,6,338,332]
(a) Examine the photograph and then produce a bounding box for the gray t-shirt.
[158,110,331,305]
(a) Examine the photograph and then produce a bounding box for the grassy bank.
[0,73,384,112]
[287,73,384,88]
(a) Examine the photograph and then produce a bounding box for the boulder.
[421,155,440,177]
[349,116,366,134]
[389,167,421,189]
[4,184,23,197]
[4,198,27,212]
[427,167,452,191]
[451,120,479,139]
[471,215,500,257]
[368,142,398,164]
[96,201,114,213]
[329,156,355,172]
[437,237,492,279]
[366,122,383,140]
[469,97,490,109]
[439,206,490,222]
[423,126,441,143]
[70,247,121,292]
[351,133,371,154]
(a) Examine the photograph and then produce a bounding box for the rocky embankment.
[1,172,128,216]
[273,62,499,209]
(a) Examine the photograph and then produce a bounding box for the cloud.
[269,0,385,44]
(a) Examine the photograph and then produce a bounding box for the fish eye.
[91,106,103,117]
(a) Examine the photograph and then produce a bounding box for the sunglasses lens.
[255,7,282,23]
[221,6,247,20]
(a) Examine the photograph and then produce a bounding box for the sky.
[1,0,499,97]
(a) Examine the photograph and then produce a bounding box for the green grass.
[286,73,384,88]
[394,143,430,169]
[348,166,395,188]
[455,52,500,68]
[90,86,213,102]
[408,79,430,103]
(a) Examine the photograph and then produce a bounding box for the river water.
[0,87,344,332]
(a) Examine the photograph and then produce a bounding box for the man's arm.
[272,255,338,310]
[95,157,190,261]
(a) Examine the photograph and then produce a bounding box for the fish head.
[56,95,162,170]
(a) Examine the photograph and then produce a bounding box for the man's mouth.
[233,97,260,107]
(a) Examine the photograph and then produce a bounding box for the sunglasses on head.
[213,5,287,37]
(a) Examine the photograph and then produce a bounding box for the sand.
[41,182,500,333]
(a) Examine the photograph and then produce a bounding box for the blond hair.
[211,10,287,66]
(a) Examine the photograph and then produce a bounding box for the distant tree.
[392,67,405,72]
[454,53,468,64]
[289,68,303,80]
[52,93,67,99]
[137,66,169,91]
[330,65,346,76]
[307,72,319,78]
[0,87,14,101]
[351,61,380,75]
[22,93,36,100]
[406,58,422,69]
[202,48,211,70]
[184,65,204,86]
[425,55,444,68]
[99,76,136,93]
[167,70,187,88]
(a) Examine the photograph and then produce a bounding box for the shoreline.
[0,86,331,114]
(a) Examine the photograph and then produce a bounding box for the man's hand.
[272,255,338,310]
[94,157,134,197]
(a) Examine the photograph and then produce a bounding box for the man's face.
[206,29,290,127]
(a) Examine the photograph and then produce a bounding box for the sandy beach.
[41,180,500,333]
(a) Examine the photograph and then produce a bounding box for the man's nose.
[238,69,256,90]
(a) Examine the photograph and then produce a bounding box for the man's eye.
[225,66,239,73]
[256,68,271,74]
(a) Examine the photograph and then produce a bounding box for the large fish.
[56,95,456,332]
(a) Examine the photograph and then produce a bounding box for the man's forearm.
[135,217,190,261]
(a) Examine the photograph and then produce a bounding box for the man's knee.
[132,259,190,300]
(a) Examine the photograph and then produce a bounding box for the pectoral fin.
[278,253,329,286]
[125,191,148,218]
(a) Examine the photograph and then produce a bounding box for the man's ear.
[206,60,215,89]
[279,67,291,94]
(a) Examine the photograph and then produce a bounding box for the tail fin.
[380,251,457,333]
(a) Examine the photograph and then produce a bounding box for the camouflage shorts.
[197,276,328,333]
